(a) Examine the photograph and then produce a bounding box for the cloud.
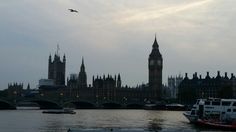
[116,0,212,24]
[0,0,236,88]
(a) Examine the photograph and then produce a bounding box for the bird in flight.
[68,9,78,13]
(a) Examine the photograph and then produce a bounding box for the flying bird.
[68,9,78,13]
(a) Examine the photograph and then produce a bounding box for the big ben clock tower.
[148,35,163,100]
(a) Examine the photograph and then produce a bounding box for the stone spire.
[80,57,85,72]
[78,57,87,88]
[152,34,159,49]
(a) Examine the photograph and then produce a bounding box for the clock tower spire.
[148,35,163,100]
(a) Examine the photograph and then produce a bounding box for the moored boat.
[197,119,236,130]
[183,98,236,128]
[166,103,186,111]
[183,111,198,123]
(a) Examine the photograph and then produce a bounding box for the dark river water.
[0,109,223,132]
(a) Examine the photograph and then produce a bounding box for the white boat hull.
[183,111,198,123]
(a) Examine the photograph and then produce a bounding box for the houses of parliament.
[39,36,163,103]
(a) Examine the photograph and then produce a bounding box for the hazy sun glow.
[117,0,212,24]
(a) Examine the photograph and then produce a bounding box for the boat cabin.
[190,98,236,121]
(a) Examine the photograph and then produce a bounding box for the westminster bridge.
[0,95,145,109]
[1,83,153,109]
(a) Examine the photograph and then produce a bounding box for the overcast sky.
[0,0,236,89]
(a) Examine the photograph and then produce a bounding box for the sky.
[0,0,236,89]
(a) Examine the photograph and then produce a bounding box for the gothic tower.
[117,73,121,88]
[148,35,163,100]
[78,57,87,88]
[48,46,66,86]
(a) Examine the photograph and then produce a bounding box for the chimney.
[217,71,220,76]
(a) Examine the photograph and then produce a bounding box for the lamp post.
[96,95,98,105]
[123,97,127,105]
[76,94,79,101]
[13,91,17,104]
[103,97,107,104]
[60,92,64,105]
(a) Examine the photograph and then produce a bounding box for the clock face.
[149,60,154,65]
[150,60,162,66]
[157,60,162,66]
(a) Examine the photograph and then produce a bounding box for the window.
[205,106,213,109]
[191,110,196,115]
[233,109,236,112]
[222,101,231,106]
[227,109,231,112]
[205,101,210,105]
[196,100,200,105]
[212,101,220,105]
[233,102,236,106]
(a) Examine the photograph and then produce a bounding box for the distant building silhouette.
[67,74,78,89]
[178,71,236,105]
[168,75,183,99]
[148,35,163,100]
[7,83,23,98]
[93,74,121,101]
[48,49,66,86]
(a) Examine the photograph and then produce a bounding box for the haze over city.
[1,0,236,89]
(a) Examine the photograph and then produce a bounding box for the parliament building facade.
[42,36,164,103]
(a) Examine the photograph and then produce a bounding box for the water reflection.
[148,118,163,132]
[44,120,64,131]
[0,110,210,132]
[39,114,66,132]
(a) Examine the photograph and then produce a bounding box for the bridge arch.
[17,99,62,109]
[126,103,144,109]
[32,100,62,109]
[101,101,122,109]
[67,100,96,109]
[0,99,16,109]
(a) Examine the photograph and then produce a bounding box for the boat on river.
[42,108,76,114]
[196,118,236,130]
[165,103,186,111]
[144,103,185,110]
[183,98,236,129]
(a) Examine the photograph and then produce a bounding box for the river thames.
[0,109,224,132]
